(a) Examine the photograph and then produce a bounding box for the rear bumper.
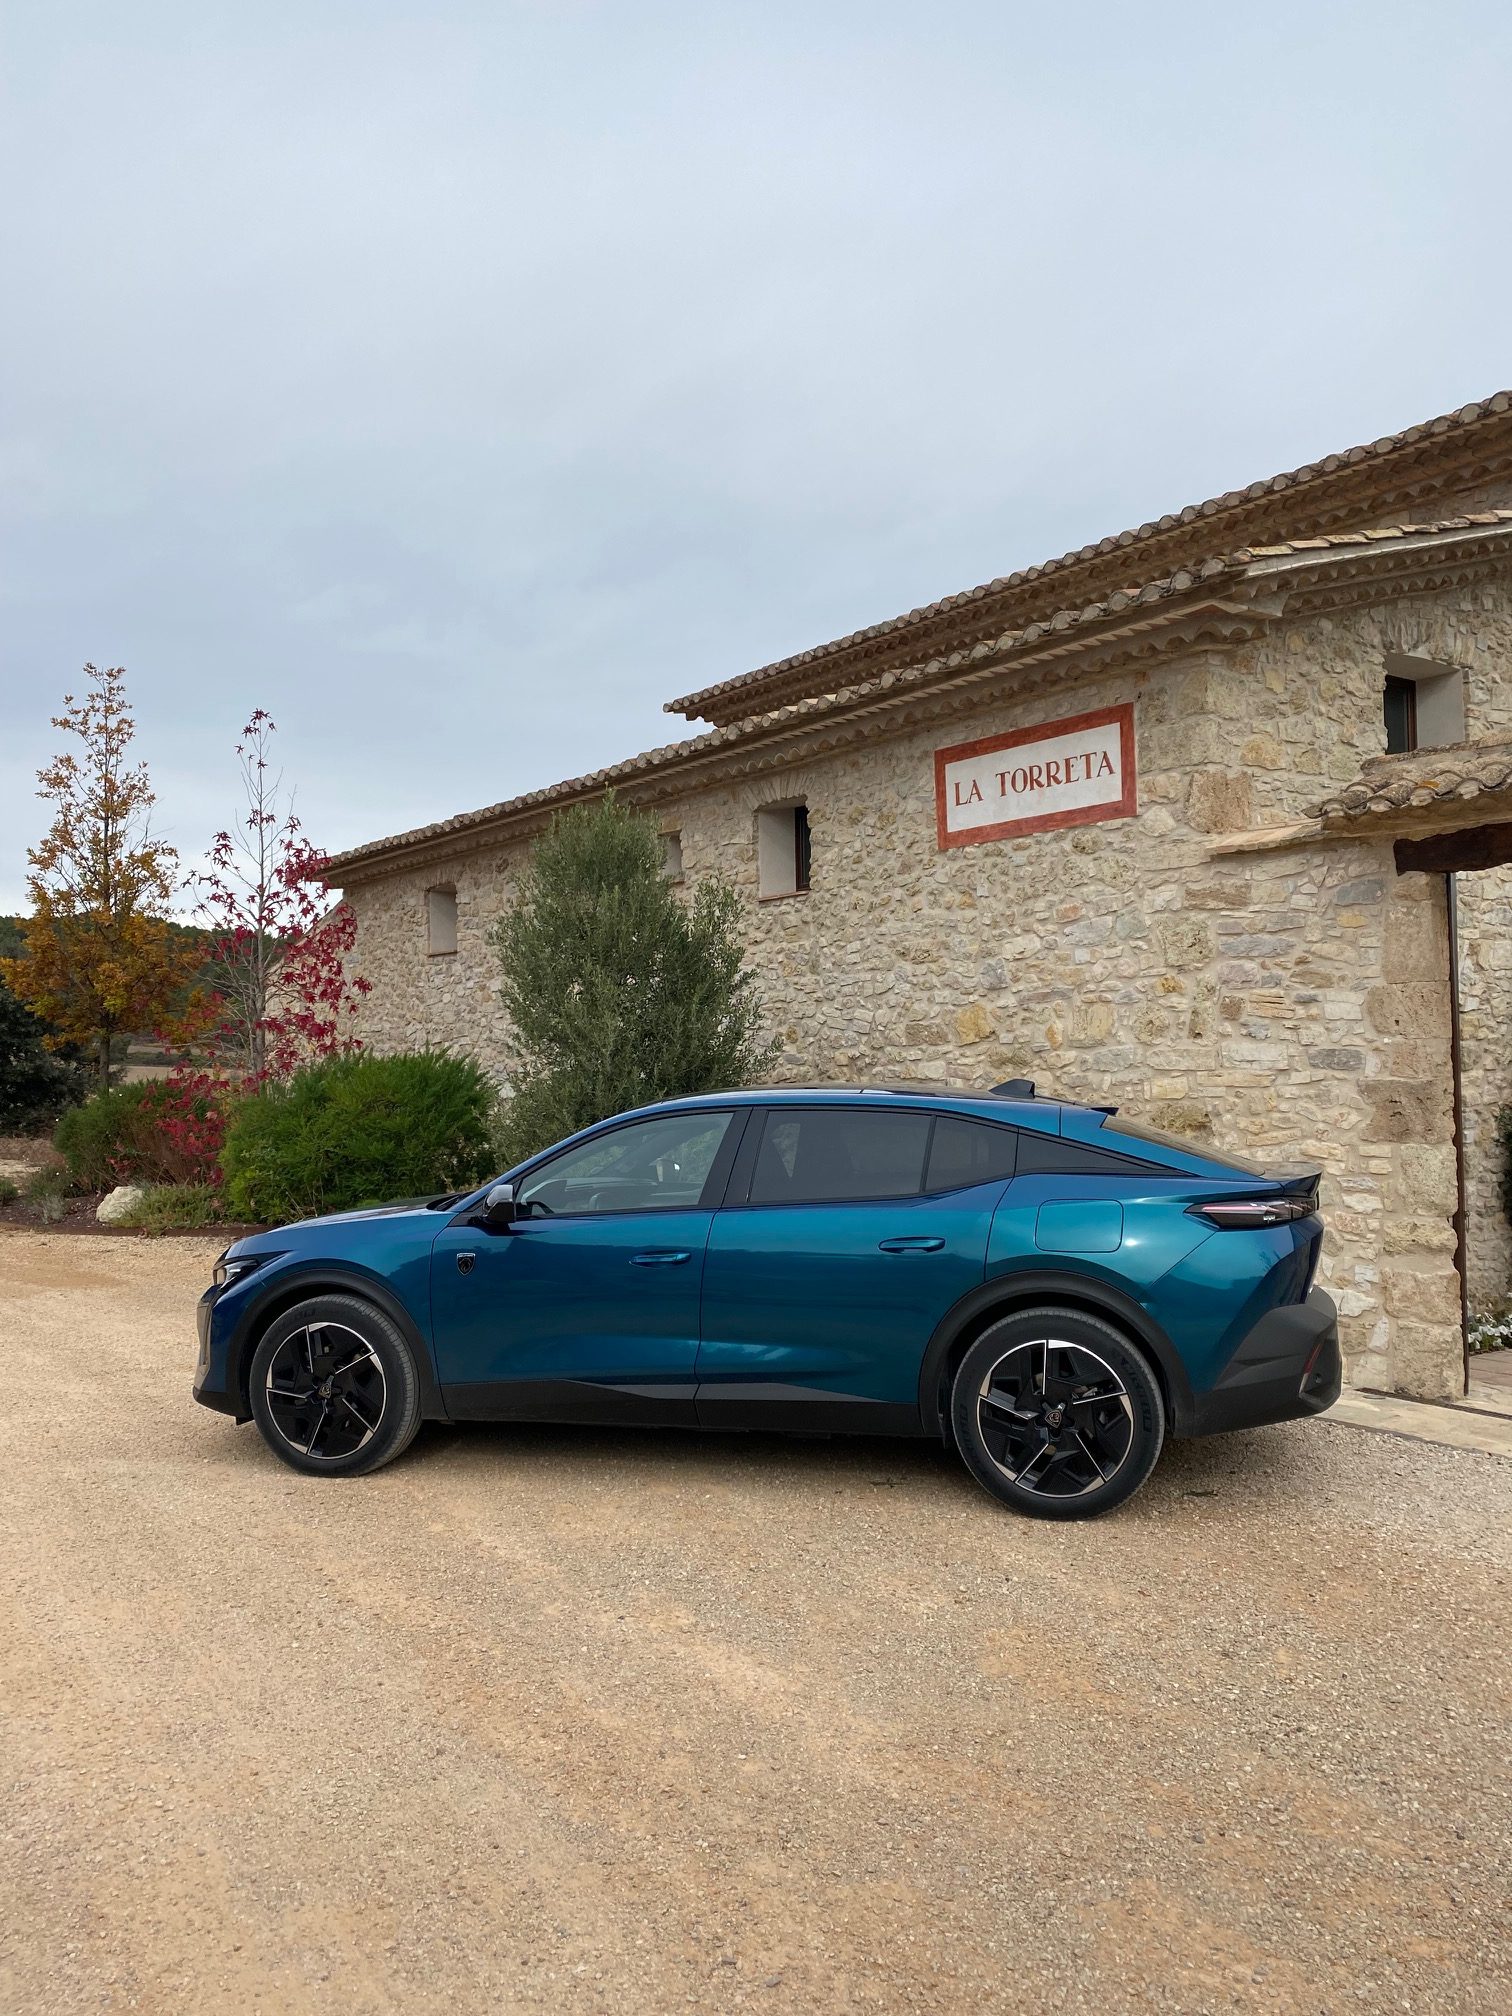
[1181,1287,1341,1438]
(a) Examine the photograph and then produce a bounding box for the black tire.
[949,1306,1165,1520]
[248,1294,422,1478]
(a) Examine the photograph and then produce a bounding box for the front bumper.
[1182,1287,1341,1438]
[193,1285,246,1420]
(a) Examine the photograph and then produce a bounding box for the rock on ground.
[95,1184,147,1225]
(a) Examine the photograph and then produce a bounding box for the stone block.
[1382,1216,1459,1256]
[1387,1144,1458,1213]
[1333,1286,1376,1321]
[1382,902,1445,982]
[1182,879,1253,910]
[903,1020,947,1048]
[1142,718,1235,772]
[1360,1080,1452,1145]
[1388,1321,1465,1401]
[1364,984,1447,1040]
[1381,1266,1461,1325]
[1070,1002,1116,1046]
[1157,916,1215,969]
[1186,769,1254,834]
[954,1002,995,1046]
[1306,1047,1365,1073]
[1153,1101,1212,1136]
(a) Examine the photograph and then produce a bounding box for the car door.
[696,1105,1015,1434]
[430,1107,743,1425]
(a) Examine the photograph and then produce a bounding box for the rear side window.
[747,1109,932,1203]
[1015,1135,1168,1176]
[1099,1112,1270,1177]
[923,1118,1017,1192]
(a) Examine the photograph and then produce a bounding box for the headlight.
[212,1252,276,1289]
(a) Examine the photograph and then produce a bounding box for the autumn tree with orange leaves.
[2,665,196,1088]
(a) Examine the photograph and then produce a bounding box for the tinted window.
[517,1111,733,1216]
[1015,1134,1168,1176]
[1098,1114,1269,1176]
[748,1108,931,1204]
[923,1117,1017,1192]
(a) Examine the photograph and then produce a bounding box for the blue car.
[193,1083,1340,1519]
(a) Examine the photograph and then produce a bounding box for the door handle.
[878,1236,946,1254]
[630,1249,693,1266]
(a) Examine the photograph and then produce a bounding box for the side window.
[516,1111,733,1216]
[747,1108,931,1204]
[923,1118,1018,1192]
[1015,1134,1166,1176]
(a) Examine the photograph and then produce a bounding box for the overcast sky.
[3,1,1510,911]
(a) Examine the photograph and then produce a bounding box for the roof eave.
[665,393,1512,725]
[328,520,1512,886]
[328,585,1253,883]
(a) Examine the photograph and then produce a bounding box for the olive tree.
[490,796,777,1164]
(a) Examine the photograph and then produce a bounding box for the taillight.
[1189,1197,1315,1229]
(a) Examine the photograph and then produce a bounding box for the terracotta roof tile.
[1310,735,1512,822]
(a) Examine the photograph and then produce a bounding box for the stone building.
[329,392,1512,1401]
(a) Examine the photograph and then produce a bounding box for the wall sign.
[934,703,1136,850]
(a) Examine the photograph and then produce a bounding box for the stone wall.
[1455,864,1512,1308]
[341,574,1512,1400]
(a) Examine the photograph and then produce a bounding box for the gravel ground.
[2,1231,1509,2016]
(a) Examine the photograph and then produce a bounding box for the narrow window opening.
[756,800,811,899]
[426,884,458,957]
[661,831,684,882]
[1384,655,1465,753]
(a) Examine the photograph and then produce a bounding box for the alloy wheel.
[976,1337,1135,1499]
[264,1319,387,1463]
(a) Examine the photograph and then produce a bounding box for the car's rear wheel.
[248,1294,422,1477]
[949,1307,1165,1520]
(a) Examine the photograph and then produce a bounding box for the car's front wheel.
[248,1294,422,1477]
[949,1307,1165,1520]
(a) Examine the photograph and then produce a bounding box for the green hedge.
[55,1079,231,1189]
[54,1083,159,1188]
[220,1051,495,1224]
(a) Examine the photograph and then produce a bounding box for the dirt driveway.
[2,1231,1509,2015]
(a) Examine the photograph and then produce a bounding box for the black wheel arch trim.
[227,1264,449,1422]
[916,1270,1195,1439]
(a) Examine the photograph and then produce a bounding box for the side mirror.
[482,1181,517,1230]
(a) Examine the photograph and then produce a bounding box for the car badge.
[456,1251,476,1276]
